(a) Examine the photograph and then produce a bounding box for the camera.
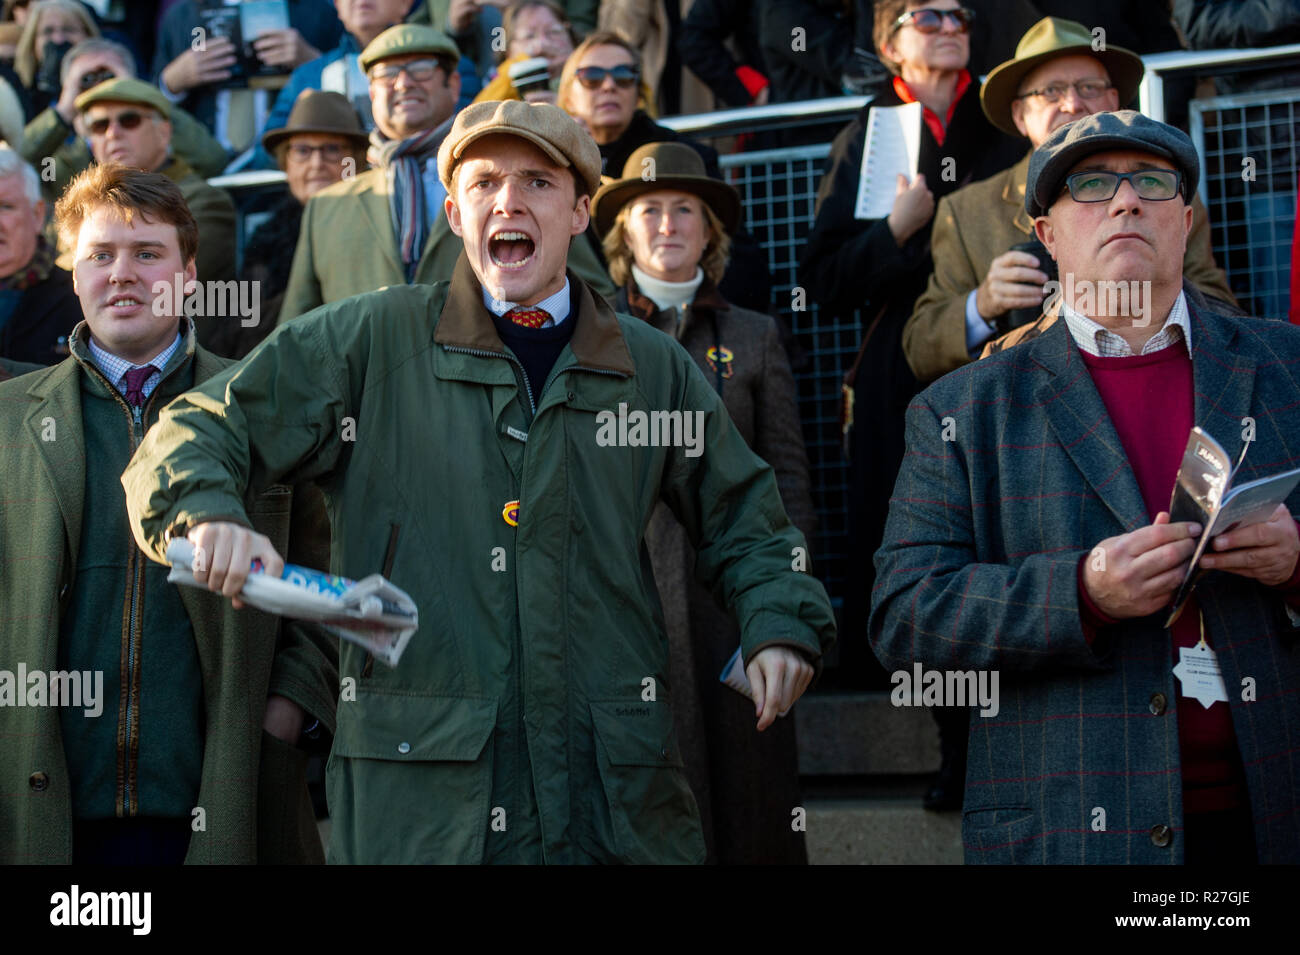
[508,57,551,97]
[997,239,1058,336]
[79,68,117,91]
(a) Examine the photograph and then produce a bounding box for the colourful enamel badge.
[705,345,734,379]
[502,500,520,526]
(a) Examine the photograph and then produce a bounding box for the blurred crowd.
[1,0,1299,866]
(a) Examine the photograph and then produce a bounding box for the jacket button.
[1149,692,1167,715]
[1150,824,1173,847]
[58,583,70,601]
[29,772,48,791]
[660,747,668,760]
[566,391,575,402]
[397,742,411,755]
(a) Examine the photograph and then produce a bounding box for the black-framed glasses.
[87,111,146,135]
[891,7,975,35]
[1015,79,1113,103]
[368,58,443,85]
[1062,168,1184,203]
[287,142,347,164]
[574,64,640,89]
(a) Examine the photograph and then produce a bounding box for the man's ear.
[183,258,197,295]
[445,194,463,236]
[1010,100,1028,138]
[447,65,461,101]
[571,193,590,236]
[1035,214,1055,257]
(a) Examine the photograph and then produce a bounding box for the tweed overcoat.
[871,302,1300,864]
[903,153,1238,384]
[280,166,617,323]
[0,324,338,864]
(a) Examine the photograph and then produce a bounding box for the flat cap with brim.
[75,77,172,121]
[359,24,460,73]
[1026,109,1199,217]
[262,89,370,155]
[438,99,602,197]
[981,17,1144,138]
[591,142,740,237]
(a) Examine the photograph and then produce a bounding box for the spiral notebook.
[853,101,923,220]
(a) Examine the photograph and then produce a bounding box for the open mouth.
[489,230,536,270]
[109,295,144,308]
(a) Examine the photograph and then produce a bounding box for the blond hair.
[14,0,97,86]
[603,193,731,288]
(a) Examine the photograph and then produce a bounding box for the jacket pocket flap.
[333,691,497,761]
[589,699,679,767]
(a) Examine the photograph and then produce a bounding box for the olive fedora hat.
[980,17,1144,138]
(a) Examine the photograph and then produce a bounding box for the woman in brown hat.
[228,89,369,356]
[593,140,816,864]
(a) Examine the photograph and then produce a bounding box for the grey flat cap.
[1026,110,1199,217]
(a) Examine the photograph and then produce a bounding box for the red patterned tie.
[506,306,550,328]
[123,364,158,408]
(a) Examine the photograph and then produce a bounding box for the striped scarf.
[368,119,451,282]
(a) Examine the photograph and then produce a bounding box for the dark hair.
[56,163,198,266]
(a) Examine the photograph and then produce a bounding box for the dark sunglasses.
[574,64,640,89]
[891,7,975,35]
[87,111,146,136]
[1062,168,1185,203]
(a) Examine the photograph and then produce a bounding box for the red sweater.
[1076,343,1248,814]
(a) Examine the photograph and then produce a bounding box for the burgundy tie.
[506,306,550,329]
[122,365,158,408]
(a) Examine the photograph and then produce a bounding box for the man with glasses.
[873,109,1300,865]
[281,24,612,323]
[903,17,1236,384]
[73,77,237,347]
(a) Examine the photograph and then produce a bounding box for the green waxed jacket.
[123,253,836,864]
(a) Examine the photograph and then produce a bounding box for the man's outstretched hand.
[747,646,814,731]
[187,521,285,609]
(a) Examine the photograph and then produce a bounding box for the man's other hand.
[975,250,1050,319]
[263,694,305,744]
[1082,511,1201,619]
[1199,503,1300,586]
[187,520,285,609]
[747,646,814,731]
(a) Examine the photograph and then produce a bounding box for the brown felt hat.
[262,89,369,156]
[590,142,740,237]
[75,77,171,121]
[438,99,602,196]
[980,17,1144,138]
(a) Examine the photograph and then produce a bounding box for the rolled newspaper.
[165,538,419,667]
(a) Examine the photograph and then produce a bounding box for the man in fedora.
[873,110,1300,864]
[902,17,1236,384]
[212,90,371,359]
[71,76,238,351]
[280,24,613,324]
[122,100,836,864]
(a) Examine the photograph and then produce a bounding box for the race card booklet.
[853,101,922,220]
[165,538,419,666]
[1164,426,1300,626]
[197,0,292,89]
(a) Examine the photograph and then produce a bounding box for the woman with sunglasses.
[798,0,1024,798]
[558,31,773,312]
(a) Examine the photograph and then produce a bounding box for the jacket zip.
[85,361,176,817]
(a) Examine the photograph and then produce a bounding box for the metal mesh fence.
[719,144,859,607]
[1189,88,1300,320]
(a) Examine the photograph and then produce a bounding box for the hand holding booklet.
[165,538,419,666]
[1164,426,1300,626]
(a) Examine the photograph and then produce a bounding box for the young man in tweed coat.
[872,111,1300,864]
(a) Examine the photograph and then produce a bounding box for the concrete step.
[797,691,941,776]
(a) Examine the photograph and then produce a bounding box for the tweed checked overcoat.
[870,302,1300,864]
[0,325,338,863]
